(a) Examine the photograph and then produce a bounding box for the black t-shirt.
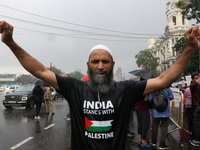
[56,74,147,150]
[33,85,44,101]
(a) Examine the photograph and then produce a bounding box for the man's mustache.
[94,70,107,74]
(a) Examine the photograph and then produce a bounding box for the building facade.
[114,67,125,81]
[148,0,189,73]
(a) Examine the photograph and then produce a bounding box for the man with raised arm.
[1,20,200,150]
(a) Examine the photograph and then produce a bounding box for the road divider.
[10,137,33,149]
[44,124,55,130]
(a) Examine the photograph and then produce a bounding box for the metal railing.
[168,89,189,134]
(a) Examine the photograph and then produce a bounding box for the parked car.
[3,84,36,109]
[5,85,19,94]
[51,88,63,100]
[0,85,10,92]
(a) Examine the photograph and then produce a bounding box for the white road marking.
[10,137,33,149]
[44,124,55,130]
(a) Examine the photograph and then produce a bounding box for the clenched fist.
[0,21,14,45]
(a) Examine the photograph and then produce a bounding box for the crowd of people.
[33,85,71,121]
[126,87,174,149]
[183,73,200,147]
[125,73,200,149]
[33,86,55,119]
[1,20,200,150]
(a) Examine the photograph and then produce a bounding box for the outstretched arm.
[0,21,60,90]
[143,25,200,96]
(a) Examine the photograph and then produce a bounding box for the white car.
[0,85,10,92]
[5,85,19,94]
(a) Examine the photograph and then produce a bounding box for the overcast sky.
[0,0,196,79]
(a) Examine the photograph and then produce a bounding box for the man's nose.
[97,62,104,70]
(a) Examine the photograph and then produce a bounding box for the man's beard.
[88,66,114,94]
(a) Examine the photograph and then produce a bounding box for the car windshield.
[15,85,34,92]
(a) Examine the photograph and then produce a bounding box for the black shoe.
[52,112,55,115]
[159,145,169,150]
[152,143,156,147]
[46,112,49,115]
[190,140,200,147]
[127,133,134,138]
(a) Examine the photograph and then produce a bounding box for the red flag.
[50,62,52,71]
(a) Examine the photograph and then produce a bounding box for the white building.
[148,0,189,73]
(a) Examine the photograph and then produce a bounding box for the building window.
[173,16,176,25]
[154,51,156,56]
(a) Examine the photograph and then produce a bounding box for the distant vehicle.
[5,85,19,94]
[51,88,63,100]
[3,84,36,109]
[0,85,10,92]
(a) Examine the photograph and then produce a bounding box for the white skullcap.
[89,44,112,57]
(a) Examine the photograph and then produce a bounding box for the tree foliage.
[176,0,200,23]
[69,71,84,80]
[135,49,160,74]
[173,37,200,75]
[47,65,64,74]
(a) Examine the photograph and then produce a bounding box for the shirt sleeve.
[135,80,147,95]
[168,88,174,100]
[55,73,84,103]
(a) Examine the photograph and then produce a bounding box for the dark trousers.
[185,108,193,132]
[193,106,200,141]
[35,99,42,116]
[152,117,169,146]
[192,106,197,140]
[136,111,150,139]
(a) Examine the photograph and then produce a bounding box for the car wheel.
[5,106,12,109]
[26,99,35,109]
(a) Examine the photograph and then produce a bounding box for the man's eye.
[102,60,109,63]
[92,60,99,63]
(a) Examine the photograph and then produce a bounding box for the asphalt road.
[0,92,71,150]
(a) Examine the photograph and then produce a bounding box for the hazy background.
[0,0,196,79]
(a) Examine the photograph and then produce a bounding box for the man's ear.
[113,61,115,67]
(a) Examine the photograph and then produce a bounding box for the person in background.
[189,73,200,147]
[33,85,44,119]
[64,100,71,121]
[184,85,193,135]
[148,88,174,150]
[44,87,55,115]
[135,95,152,148]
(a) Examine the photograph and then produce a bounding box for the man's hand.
[184,25,200,49]
[0,21,14,45]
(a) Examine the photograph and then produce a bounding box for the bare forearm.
[144,46,198,95]
[5,39,47,78]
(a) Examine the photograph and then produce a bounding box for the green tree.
[47,65,64,74]
[135,49,160,75]
[176,0,200,23]
[69,71,84,80]
[173,37,200,75]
